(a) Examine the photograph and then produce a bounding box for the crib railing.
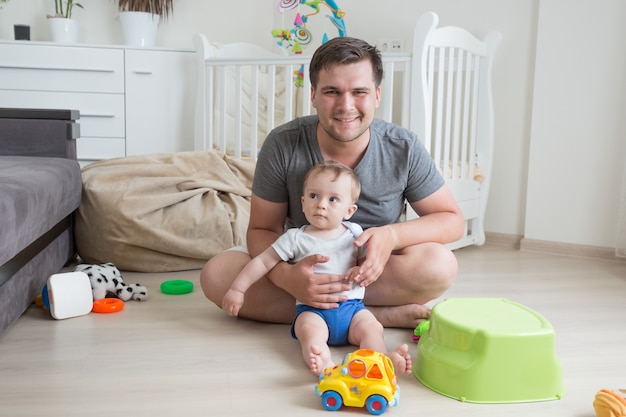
[202,55,311,159]
[404,11,501,249]
[193,33,412,159]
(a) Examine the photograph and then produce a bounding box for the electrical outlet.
[376,39,405,52]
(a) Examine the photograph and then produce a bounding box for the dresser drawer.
[77,138,126,161]
[0,90,125,138]
[0,43,124,93]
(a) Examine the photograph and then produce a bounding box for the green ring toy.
[160,280,194,295]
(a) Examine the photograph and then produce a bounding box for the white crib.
[192,12,501,250]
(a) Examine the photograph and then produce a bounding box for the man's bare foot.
[387,343,412,374]
[368,304,431,328]
[309,344,334,376]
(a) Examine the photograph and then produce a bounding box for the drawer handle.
[132,70,153,75]
[0,64,115,73]
[81,113,116,118]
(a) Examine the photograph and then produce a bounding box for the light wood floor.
[0,244,624,417]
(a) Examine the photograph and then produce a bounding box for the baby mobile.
[271,0,347,87]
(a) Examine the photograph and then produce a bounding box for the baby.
[222,160,411,376]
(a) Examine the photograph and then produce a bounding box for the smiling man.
[200,37,464,329]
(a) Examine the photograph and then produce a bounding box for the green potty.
[414,298,565,403]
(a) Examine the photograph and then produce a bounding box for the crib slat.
[206,65,214,151]
[469,55,480,179]
[234,66,243,158]
[442,46,455,180]
[218,67,227,153]
[451,49,464,180]
[267,65,277,140]
[425,47,436,152]
[250,66,259,160]
[461,52,472,180]
[433,46,445,172]
[284,64,295,125]
[400,61,411,128]
[299,64,312,117]
[381,61,395,121]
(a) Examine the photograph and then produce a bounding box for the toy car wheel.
[365,394,388,415]
[321,391,343,411]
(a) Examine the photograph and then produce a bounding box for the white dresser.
[0,41,196,164]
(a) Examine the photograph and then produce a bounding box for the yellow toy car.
[315,349,400,415]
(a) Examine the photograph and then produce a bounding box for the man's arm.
[246,194,286,258]
[399,184,465,246]
[247,193,349,308]
[354,185,464,282]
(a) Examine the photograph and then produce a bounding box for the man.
[200,36,464,329]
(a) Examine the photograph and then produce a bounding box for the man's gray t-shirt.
[252,115,444,230]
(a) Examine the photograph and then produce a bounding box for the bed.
[193,11,502,250]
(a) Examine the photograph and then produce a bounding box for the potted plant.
[115,0,176,47]
[48,0,83,43]
[50,0,83,18]
[117,0,175,20]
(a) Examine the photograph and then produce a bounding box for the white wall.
[1,0,624,249]
[525,0,626,248]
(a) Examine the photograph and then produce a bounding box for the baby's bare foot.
[309,344,334,376]
[387,343,412,374]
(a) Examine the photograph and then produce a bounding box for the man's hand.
[353,225,397,286]
[269,254,349,309]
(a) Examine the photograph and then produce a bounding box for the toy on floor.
[594,389,626,417]
[37,268,131,320]
[160,279,193,295]
[412,320,430,343]
[74,263,147,301]
[92,298,124,314]
[315,349,399,415]
[43,271,94,319]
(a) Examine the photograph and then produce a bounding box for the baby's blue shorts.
[291,299,366,346]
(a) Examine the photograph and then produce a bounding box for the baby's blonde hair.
[303,160,361,203]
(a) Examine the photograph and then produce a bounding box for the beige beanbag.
[76,150,255,272]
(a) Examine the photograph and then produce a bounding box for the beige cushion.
[76,151,254,272]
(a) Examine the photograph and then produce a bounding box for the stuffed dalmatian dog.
[74,263,148,301]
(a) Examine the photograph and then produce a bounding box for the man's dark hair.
[309,37,383,89]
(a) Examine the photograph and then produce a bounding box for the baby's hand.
[222,288,244,317]
[346,266,378,287]
[345,267,365,286]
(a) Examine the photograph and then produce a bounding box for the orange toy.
[92,298,124,314]
[594,389,626,417]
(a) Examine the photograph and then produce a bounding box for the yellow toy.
[315,349,399,415]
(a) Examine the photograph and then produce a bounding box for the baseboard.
[482,233,626,262]
[484,232,523,249]
[519,237,626,262]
